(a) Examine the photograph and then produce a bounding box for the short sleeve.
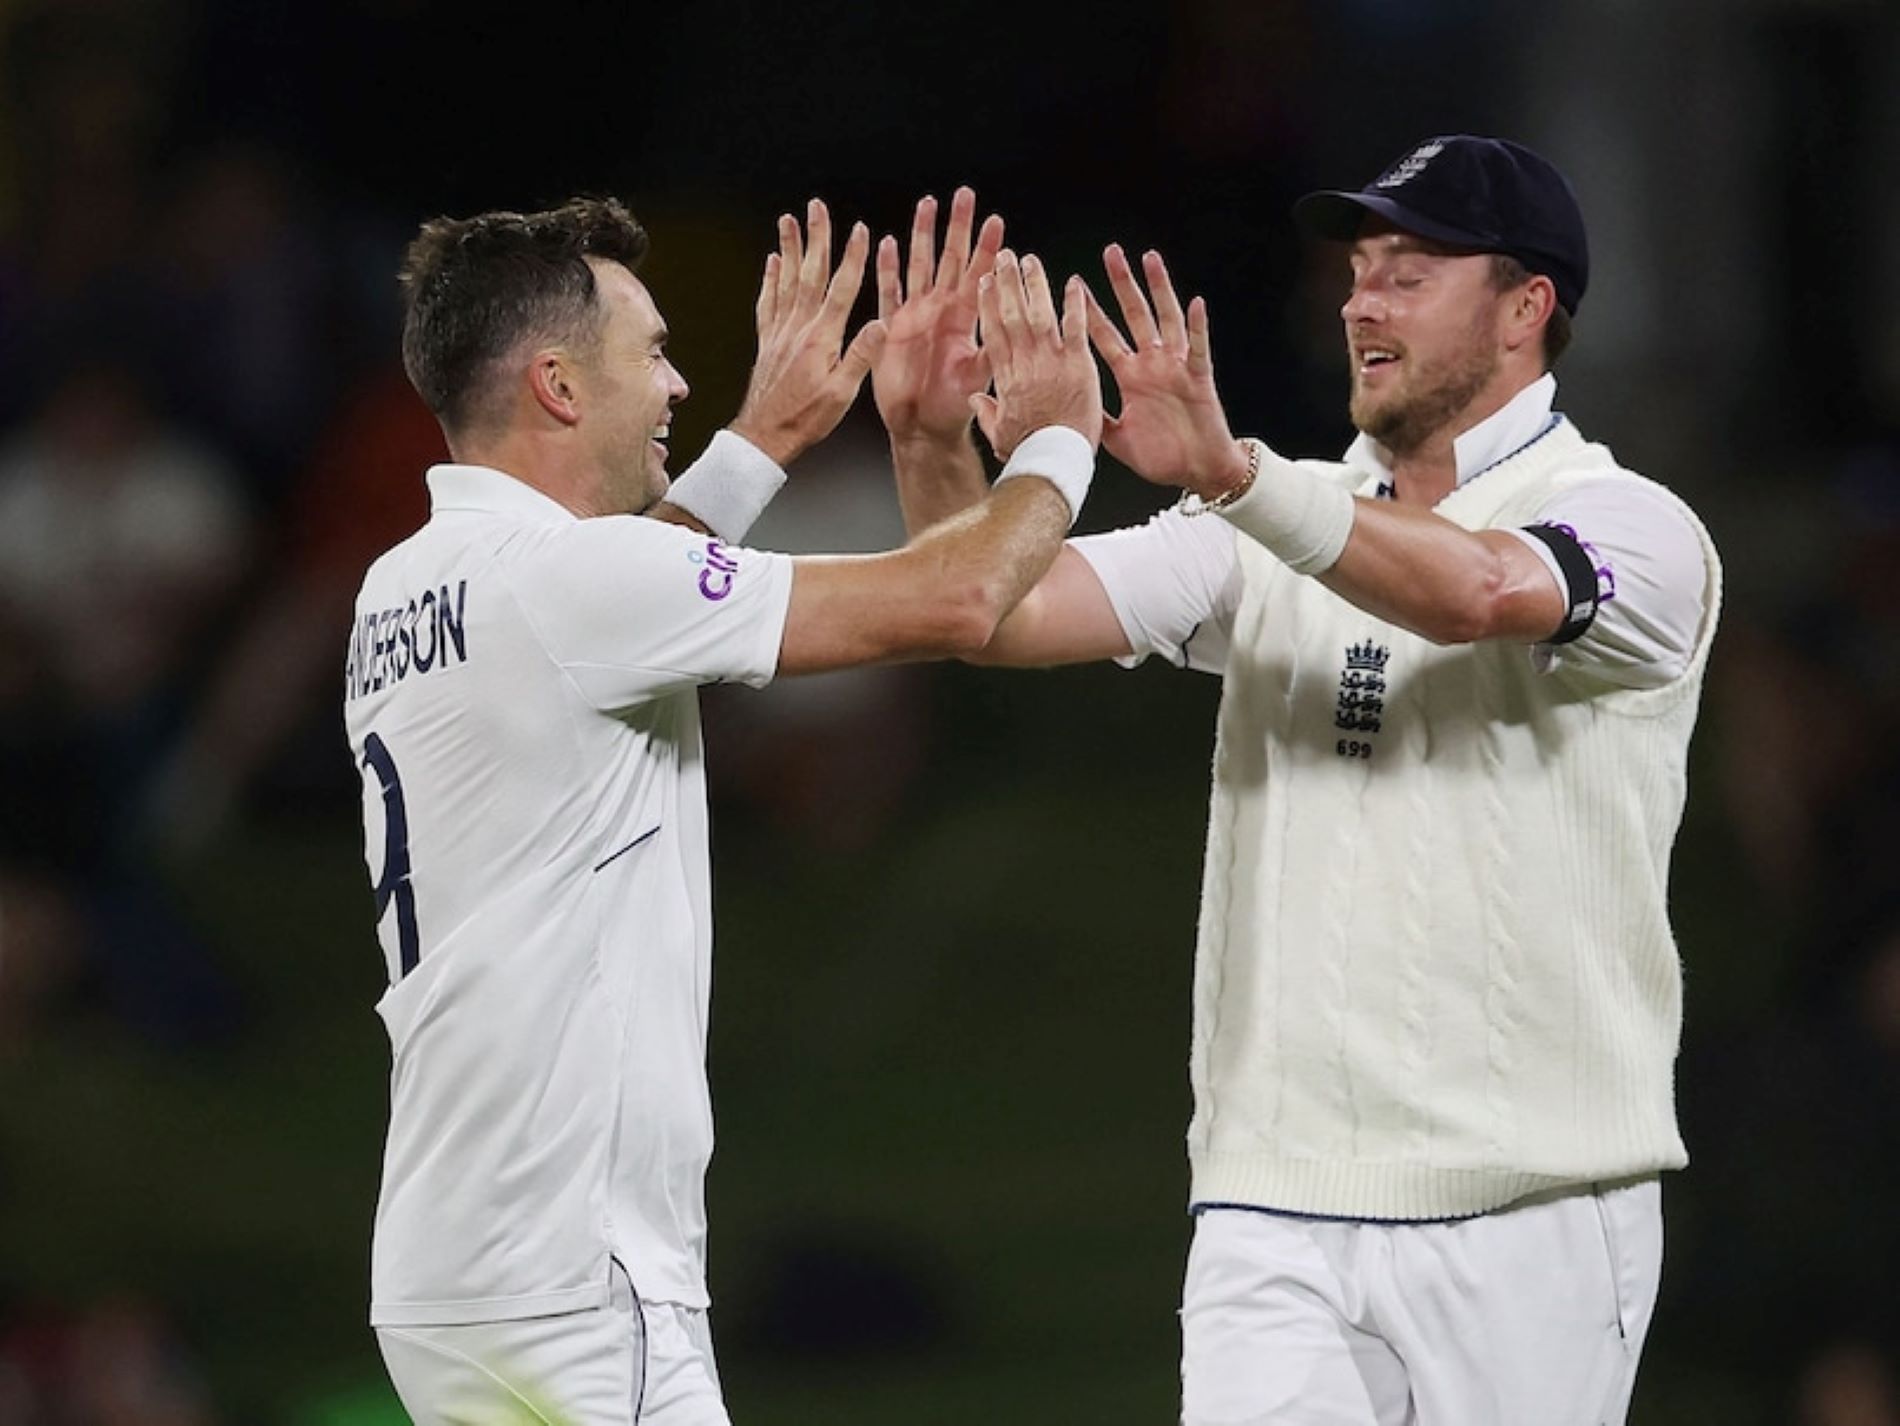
[505,516,793,710]
[1071,506,1241,674]
[1509,478,1709,689]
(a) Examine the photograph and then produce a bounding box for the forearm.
[777,475,1072,674]
[966,544,1134,667]
[1318,501,1521,644]
[912,475,1075,648]
[1217,441,1560,646]
[896,425,1091,641]
[890,428,990,538]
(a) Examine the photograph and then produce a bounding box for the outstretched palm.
[872,187,1004,443]
[733,197,887,466]
[1088,244,1247,497]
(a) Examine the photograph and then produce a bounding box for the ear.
[1500,275,1556,358]
[527,351,583,427]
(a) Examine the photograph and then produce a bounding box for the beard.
[1350,325,1499,458]
[607,431,670,515]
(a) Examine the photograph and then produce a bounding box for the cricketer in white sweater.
[1075,374,1722,1220]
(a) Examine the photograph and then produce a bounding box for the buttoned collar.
[425,464,580,524]
[1345,372,1559,492]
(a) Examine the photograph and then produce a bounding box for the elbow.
[935,577,1010,659]
[1417,562,1509,646]
[1420,605,1492,647]
[869,572,1006,663]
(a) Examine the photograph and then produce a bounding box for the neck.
[1383,433,1458,507]
[454,428,603,519]
[1375,366,1543,507]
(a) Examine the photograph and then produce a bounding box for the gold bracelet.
[1178,439,1260,517]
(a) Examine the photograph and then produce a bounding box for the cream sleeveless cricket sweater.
[1189,418,1722,1220]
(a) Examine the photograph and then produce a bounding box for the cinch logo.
[1375,139,1444,190]
[689,539,740,601]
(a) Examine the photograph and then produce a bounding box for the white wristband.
[1217,438,1356,576]
[662,429,787,541]
[996,425,1096,527]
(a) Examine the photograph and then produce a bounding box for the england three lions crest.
[1334,640,1389,756]
[1374,140,1444,190]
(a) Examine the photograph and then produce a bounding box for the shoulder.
[1545,461,1717,561]
[496,512,744,586]
[1522,420,1712,548]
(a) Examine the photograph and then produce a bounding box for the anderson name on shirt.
[346,580,469,701]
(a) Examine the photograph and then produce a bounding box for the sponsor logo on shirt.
[689,539,741,601]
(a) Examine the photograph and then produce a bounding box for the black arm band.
[1519,523,1601,645]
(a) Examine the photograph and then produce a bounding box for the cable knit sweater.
[1189,419,1723,1220]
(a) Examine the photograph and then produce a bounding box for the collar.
[1345,372,1558,493]
[425,464,579,524]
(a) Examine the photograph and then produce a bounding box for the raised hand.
[970,250,1103,458]
[871,187,1005,445]
[1088,244,1250,499]
[730,198,888,467]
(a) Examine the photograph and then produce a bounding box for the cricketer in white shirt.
[347,186,1101,1424]
[344,454,793,1328]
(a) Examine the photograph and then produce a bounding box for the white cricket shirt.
[343,461,792,1326]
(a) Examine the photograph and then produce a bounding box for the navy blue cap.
[1295,136,1589,316]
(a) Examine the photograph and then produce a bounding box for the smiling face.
[578,259,690,514]
[1341,224,1518,459]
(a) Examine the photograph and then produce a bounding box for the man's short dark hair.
[1489,254,1572,369]
[398,197,650,436]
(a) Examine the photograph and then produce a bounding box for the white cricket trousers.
[376,1264,730,1425]
[1180,1178,1662,1426]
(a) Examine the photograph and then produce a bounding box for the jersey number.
[362,732,420,978]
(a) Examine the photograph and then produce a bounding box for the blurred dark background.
[2,0,1899,1422]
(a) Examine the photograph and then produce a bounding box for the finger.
[955,213,1006,338]
[992,249,1029,346]
[776,213,801,315]
[906,194,937,304]
[1103,243,1161,349]
[1085,279,1136,363]
[976,271,1013,378]
[1145,249,1188,352]
[968,212,1005,289]
[969,344,992,395]
[1101,411,1132,466]
[1186,296,1215,381]
[937,185,975,291]
[1065,279,1104,430]
[1060,275,1089,357]
[756,252,780,333]
[1022,254,1060,343]
[970,392,1001,453]
[836,318,887,391]
[820,221,872,343]
[798,197,832,315]
[875,234,900,325]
